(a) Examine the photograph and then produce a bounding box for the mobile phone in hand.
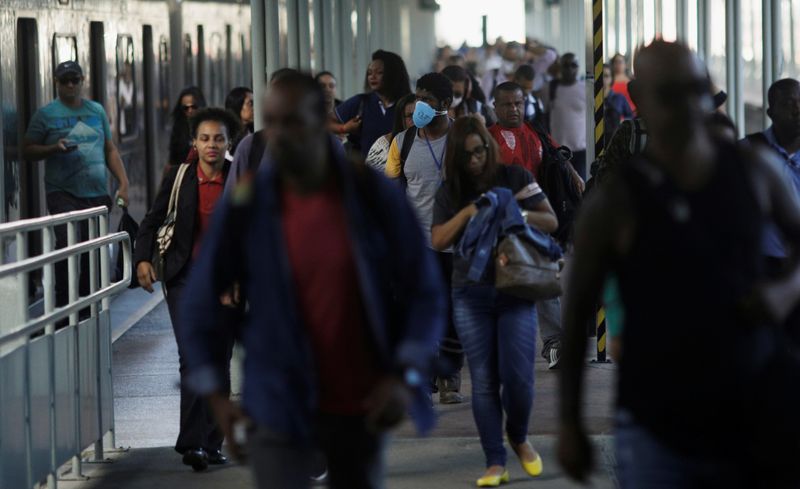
[64,143,78,152]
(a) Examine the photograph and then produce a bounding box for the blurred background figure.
[224,86,254,155]
[610,53,635,113]
[168,86,207,167]
[331,50,411,158]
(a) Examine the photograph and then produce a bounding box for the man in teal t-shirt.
[23,60,130,309]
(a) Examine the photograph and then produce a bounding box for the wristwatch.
[521,210,530,221]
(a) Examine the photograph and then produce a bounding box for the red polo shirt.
[281,181,379,414]
[193,164,225,259]
[489,123,555,177]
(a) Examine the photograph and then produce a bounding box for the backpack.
[526,121,581,245]
[629,118,647,156]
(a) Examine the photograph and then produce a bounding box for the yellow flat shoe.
[519,452,543,477]
[476,470,509,487]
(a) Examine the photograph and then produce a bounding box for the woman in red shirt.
[611,53,636,113]
[134,108,239,472]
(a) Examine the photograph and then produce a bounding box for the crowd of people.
[29,30,800,489]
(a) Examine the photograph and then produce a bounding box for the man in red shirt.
[181,72,446,489]
[488,81,584,370]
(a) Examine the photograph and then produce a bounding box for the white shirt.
[549,81,586,152]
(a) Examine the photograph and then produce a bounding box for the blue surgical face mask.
[412,100,448,128]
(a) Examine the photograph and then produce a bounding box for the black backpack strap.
[248,129,267,173]
[398,126,417,189]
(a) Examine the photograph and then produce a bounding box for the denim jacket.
[456,187,562,282]
[178,140,446,441]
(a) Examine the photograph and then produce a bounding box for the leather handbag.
[495,233,564,301]
[154,163,190,279]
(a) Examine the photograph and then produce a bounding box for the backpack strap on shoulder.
[398,126,417,189]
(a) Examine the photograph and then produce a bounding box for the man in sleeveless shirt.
[559,41,800,488]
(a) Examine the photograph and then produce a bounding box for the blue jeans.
[452,285,538,467]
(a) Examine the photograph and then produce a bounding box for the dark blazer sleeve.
[133,165,180,266]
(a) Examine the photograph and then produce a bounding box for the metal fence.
[0,206,131,489]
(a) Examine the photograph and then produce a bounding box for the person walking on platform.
[546,53,587,180]
[745,78,800,346]
[365,93,416,172]
[513,64,547,129]
[330,50,412,157]
[442,65,497,126]
[386,72,466,404]
[559,41,800,488]
[23,60,130,312]
[134,108,239,472]
[489,81,583,369]
[224,86,254,155]
[178,72,446,489]
[168,86,207,167]
[431,116,558,486]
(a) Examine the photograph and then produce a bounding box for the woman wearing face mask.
[365,93,416,172]
[168,86,207,167]
[329,50,412,157]
[134,108,240,473]
[442,65,497,127]
[431,116,558,487]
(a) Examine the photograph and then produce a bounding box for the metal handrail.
[0,206,108,235]
[0,233,131,345]
[0,206,129,489]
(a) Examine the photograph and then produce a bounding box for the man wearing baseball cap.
[23,60,130,310]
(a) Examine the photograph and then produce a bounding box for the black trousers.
[435,251,464,381]
[249,415,386,489]
[165,267,235,454]
[46,191,112,310]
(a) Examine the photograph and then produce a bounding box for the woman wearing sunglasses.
[431,116,557,487]
[168,86,207,167]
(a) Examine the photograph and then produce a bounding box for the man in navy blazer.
[178,72,446,489]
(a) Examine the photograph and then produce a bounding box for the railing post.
[67,221,84,480]
[17,232,34,489]
[43,227,58,489]
[99,213,115,452]
[89,216,105,462]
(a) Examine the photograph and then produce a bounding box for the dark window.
[209,32,223,105]
[183,34,193,86]
[89,22,106,106]
[197,26,205,92]
[51,34,78,95]
[158,36,170,128]
[115,35,136,138]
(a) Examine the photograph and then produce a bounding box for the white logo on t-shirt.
[500,130,516,151]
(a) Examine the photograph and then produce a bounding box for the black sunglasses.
[59,76,82,85]
[182,104,198,112]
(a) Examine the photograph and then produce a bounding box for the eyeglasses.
[59,77,82,86]
[463,144,488,159]
[182,104,198,112]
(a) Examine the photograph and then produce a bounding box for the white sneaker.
[548,347,561,369]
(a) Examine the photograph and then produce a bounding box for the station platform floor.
[60,290,619,489]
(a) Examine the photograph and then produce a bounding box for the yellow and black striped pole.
[592,0,610,363]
